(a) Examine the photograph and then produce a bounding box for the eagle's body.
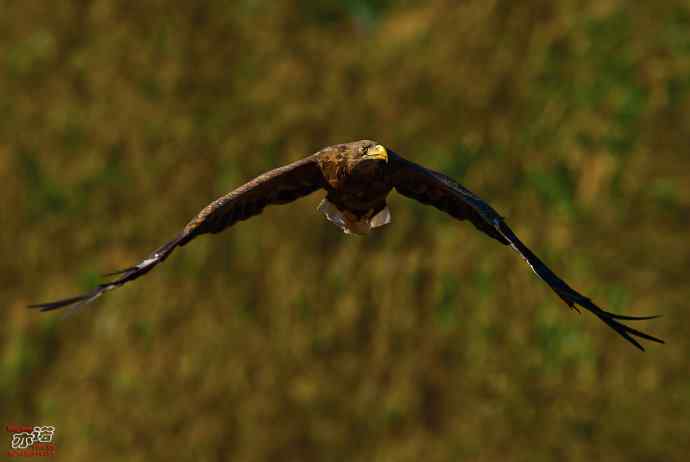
[316,141,394,234]
[30,140,663,351]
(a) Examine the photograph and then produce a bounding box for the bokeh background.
[2,1,689,460]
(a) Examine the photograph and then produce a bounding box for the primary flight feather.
[30,140,663,350]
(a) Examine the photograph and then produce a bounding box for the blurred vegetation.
[1,0,689,460]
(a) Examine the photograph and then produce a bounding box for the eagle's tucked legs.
[30,140,664,351]
[318,198,391,235]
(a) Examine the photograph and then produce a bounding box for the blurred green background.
[2,1,689,460]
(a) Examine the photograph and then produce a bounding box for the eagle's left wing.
[29,155,325,313]
[389,151,663,351]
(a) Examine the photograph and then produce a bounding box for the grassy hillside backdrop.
[2,1,689,460]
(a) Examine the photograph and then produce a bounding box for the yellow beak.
[364,145,388,163]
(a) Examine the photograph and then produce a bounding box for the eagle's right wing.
[29,155,325,312]
[389,151,663,351]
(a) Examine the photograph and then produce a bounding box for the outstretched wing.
[29,155,325,312]
[389,152,663,351]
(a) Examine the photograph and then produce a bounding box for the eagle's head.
[353,139,388,162]
[347,140,388,178]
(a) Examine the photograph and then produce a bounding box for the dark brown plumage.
[29,140,663,350]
